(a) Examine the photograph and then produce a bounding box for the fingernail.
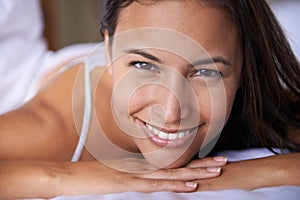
[185,182,198,188]
[213,156,228,162]
[207,167,221,173]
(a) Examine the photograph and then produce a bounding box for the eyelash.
[128,61,159,72]
[191,69,223,79]
[128,61,222,79]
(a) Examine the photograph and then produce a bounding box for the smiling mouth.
[135,118,199,148]
[145,123,194,140]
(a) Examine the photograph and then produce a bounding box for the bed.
[50,187,299,200]
[45,148,299,200]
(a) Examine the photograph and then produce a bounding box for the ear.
[104,29,113,74]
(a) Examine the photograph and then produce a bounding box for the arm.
[194,153,300,191]
[0,157,227,199]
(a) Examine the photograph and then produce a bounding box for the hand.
[54,156,227,196]
[194,153,300,191]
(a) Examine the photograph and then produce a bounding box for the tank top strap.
[63,43,106,162]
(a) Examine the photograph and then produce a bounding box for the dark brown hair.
[100,0,300,151]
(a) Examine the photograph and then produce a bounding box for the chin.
[141,149,195,169]
[162,159,190,169]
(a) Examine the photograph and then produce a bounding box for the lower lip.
[135,118,197,148]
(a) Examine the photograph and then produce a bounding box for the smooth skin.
[0,0,299,199]
[0,64,227,198]
[107,0,242,168]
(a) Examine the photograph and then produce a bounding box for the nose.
[151,71,195,126]
[151,90,183,125]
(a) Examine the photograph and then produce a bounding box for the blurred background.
[41,0,104,50]
[0,0,299,114]
[40,0,298,51]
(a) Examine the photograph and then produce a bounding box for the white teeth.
[158,131,169,139]
[145,123,193,140]
[146,124,153,131]
[153,129,160,135]
[168,133,178,140]
[178,132,185,139]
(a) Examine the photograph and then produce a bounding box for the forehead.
[115,0,238,46]
[112,0,241,67]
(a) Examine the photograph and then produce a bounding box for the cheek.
[127,86,156,114]
[224,86,238,119]
[195,83,236,131]
[192,83,237,155]
[111,63,127,86]
[127,85,168,126]
[112,71,160,124]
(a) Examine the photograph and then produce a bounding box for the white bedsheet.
[271,0,300,62]
[50,186,300,200]
[43,148,299,200]
[0,0,98,114]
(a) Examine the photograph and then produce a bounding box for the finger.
[131,178,198,193]
[186,156,227,168]
[136,167,221,180]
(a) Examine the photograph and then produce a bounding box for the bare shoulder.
[0,62,84,161]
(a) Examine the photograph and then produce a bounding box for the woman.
[0,0,299,198]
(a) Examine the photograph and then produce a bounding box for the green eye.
[129,61,159,72]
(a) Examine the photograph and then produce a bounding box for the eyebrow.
[124,49,162,63]
[124,49,231,67]
[191,56,231,67]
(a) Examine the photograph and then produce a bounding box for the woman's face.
[107,0,242,168]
